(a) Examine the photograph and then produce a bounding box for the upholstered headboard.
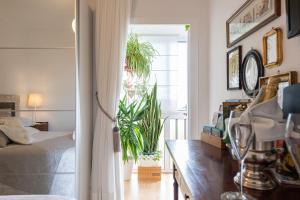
[0,95,20,117]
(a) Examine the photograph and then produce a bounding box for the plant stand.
[138,166,161,181]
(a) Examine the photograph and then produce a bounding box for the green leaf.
[117,95,147,163]
[137,83,165,155]
[126,33,158,79]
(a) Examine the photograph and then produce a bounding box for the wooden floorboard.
[125,173,183,200]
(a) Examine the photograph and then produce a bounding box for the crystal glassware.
[221,111,255,200]
[285,113,300,176]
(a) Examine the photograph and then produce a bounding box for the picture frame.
[0,95,20,117]
[222,101,250,129]
[227,46,242,90]
[259,71,298,108]
[262,27,283,68]
[226,0,281,48]
[286,0,300,39]
[259,71,297,88]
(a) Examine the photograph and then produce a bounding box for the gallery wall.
[209,0,300,120]
[0,0,76,131]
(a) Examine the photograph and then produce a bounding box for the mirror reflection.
[245,56,258,91]
[0,0,76,198]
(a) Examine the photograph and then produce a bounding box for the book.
[203,125,213,134]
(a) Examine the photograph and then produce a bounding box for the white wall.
[209,0,300,120]
[133,0,210,139]
[0,0,76,131]
[0,0,75,48]
[76,0,94,199]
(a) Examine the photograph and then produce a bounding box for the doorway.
[123,24,189,199]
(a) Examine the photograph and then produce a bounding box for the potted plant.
[124,34,158,101]
[125,33,157,79]
[117,96,147,180]
[138,83,164,171]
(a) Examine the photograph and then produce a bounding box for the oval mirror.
[241,50,264,97]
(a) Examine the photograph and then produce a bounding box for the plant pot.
[124,159,134,181]
[139,154,160,167]
[138,154,161,181]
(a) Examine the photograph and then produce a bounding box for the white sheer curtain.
[91,0,131,200]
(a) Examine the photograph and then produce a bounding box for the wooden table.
[166,140,300,200]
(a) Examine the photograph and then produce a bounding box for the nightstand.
[31,122,48,131]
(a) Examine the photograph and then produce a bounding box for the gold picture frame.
[259,71,297,88]
[259,71,298,107]
[262,27,283,68]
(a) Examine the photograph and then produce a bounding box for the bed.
[0,95,75,197]
[0,195,74,200]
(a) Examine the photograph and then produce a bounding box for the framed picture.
[226,0,281,48]
[286,0,300,39]
[222,101,250,128]
[259,71,298,108]
[262,27,283,68]
[227,46,242,90]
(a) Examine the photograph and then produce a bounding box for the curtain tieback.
[96,92,121,153]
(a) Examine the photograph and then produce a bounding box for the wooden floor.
[125,173,184,200]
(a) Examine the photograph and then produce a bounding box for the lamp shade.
[27,93,43,107]
[72,19,76,33]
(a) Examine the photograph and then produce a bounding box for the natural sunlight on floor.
[125,173,184,200]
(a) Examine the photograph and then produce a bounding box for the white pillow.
[0,118,32,144]
[0,117,21,126]
[0,117,33,127]
[0,130,10,148]
[24,127,40,135]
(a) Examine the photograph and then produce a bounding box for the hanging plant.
[125,33,158,79]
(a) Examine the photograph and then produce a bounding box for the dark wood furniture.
[31,122,48,131]
[201,132,226,149]
[166,140,300,200]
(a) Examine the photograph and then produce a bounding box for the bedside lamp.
[27,93,43,124]
[72,19,76,33]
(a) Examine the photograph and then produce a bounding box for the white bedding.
[32,131,74,143]
[3,131,74,148]
[0,131,75,197]
[0,195,75,200]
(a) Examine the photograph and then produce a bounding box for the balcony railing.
[160,110,188,172]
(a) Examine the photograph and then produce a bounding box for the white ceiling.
[130,24,188,38]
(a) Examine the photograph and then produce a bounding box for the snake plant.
[138,83,164,156]
[117,96,147,163]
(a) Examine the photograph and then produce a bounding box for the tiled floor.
[125,173,184,200]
